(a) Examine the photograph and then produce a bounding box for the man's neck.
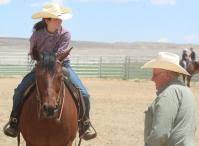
[156,76,178,95]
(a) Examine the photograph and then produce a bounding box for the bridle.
[35,60,65,121]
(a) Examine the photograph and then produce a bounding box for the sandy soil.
[0,78,198,146]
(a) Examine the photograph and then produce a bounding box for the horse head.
[186,61,199,75]
[179,59,199,87]
[32,47,72,119]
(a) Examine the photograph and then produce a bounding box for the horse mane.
[39,52,56,73]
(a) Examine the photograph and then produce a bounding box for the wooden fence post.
[127,56,130,79]
[123,56,131,80]
[123,56,127,80]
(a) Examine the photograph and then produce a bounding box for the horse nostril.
[43,104,48,112]
[42,104,55,116]
[48,107,54,116]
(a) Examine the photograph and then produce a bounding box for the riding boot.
[3,115,19,137]
[79,105,97,140]
[3,89,23,138]
[79,118,97,140]
[4,71,35,138]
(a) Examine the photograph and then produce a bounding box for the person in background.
[142,52,197,146]
[190,47,196,61]
[3,2,96,140]
[182,48,191,62]
[181,48,191,70]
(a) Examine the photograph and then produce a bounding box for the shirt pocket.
[144,106,153,142]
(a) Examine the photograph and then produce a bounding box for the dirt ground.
[0,78,198,146]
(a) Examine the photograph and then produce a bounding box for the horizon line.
[0,36,199,45]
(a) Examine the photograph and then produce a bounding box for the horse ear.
[57,47,73,62]
[32,46,40,61]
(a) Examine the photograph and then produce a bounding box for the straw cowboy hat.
[141,52,190,76]
[32,3,72,20]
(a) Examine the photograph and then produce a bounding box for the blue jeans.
[11,61,91,119]
[63,60,90,118]
[11,70,35,117]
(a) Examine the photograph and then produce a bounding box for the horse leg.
[187,76,191,87]
[183,75,186,83]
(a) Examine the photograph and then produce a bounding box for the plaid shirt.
[29,27,71,60]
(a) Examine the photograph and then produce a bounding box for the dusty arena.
[0,77,198,146]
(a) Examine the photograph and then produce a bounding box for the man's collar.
[156,77,185,95]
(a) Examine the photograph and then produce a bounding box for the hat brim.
[141,59,190,76]
[32,7,72,20]
[58,13,72,20]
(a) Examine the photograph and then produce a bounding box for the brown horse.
[180,59,199,87]
[19,48,78,146]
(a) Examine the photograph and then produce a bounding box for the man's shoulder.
[156,84,187,108]
[159,82,186,97]
[166,82,187,93]
[161,82,195,102]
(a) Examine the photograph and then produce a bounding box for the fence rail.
[0,53,199,80]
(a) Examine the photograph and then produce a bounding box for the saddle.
[63,76,86,120]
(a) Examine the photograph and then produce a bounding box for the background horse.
[180,58,189,84]
[19,48,78,146]
[180,60,199,87]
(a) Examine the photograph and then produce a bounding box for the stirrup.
[3,117,19,137]
[79,120,97,140]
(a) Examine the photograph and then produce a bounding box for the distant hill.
[0,37,199,58]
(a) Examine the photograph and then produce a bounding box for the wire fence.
[0,52,199,80]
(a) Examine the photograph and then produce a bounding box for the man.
[180,48,191,70]
[182,48,191,61]
[142,52,197,146]
[190,48,196,61]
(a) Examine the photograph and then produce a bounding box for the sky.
[0,0,199,44]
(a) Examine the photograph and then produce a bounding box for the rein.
[57,81,65,121]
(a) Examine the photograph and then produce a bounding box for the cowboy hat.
[141,52,190,76]
[32,3,72,20]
